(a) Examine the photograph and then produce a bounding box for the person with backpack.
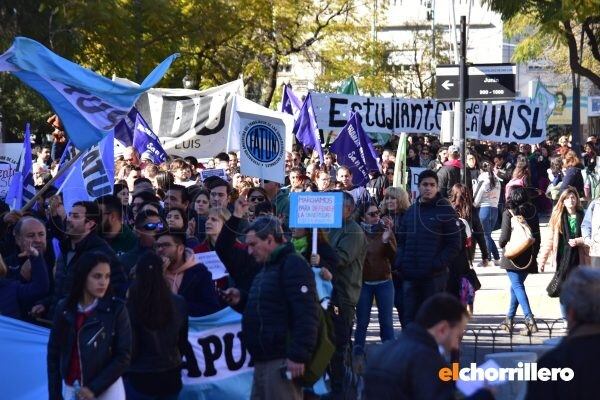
[498,187,541,336]
[220,217,320,400]
[538,187,590,322]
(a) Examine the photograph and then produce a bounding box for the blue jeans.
[403,271,448,325]
[507,270,533,319]
[479,206,500,260]
[354,280,395,350]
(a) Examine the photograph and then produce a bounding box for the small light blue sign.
[289,192,343,228]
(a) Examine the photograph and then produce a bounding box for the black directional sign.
[436,63,516,101]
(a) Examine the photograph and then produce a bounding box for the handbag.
[504,210,535,259]
[546,273,561,298]
[465,268,481,291]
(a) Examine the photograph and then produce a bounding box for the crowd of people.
[1,122,600,399]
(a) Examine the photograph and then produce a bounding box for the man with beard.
[96,195,137,256]
[49,201,126,317]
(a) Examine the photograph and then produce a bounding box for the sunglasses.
[249,196,265,202]
[367,211,380,217]
[142,222,164,231]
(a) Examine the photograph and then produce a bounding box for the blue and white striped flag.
[0,37,178,151]
[5,124,36,210]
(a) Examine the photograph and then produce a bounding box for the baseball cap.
[448,145,459,154]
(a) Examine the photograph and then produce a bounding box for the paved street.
[364,216,565,365]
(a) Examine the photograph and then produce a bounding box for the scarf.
[291,236,308,255]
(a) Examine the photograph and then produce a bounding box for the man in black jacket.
[395,170,461,324]
[526,267,600,400]
[49,201,127,317]
[221,217,319,400]
[437,145,462,198]
[364,294,493,400]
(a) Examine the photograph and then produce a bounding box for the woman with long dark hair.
[47,252,131,400]
[449,184,488,314]
[474,160,501,265]
[538,187,590,320]
[498,187,541,336]
[125,251,199,399]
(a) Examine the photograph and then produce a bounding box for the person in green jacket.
[326,191,367,397]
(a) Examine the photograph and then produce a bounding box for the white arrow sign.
[442,80,455,91]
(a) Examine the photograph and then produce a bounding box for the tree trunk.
[262,55,279,108]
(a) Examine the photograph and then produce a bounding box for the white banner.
[311,93,546,144]
[136,80,244,158]
[409,167,426,201]
[0,143,24,199]
[231,95,293,184]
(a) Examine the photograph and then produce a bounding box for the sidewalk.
[363,218,565,364]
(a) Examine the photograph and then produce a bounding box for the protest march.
[1,5,600,399]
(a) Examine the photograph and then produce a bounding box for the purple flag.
[280,84,302,118]
[114,107,167,164]
[292,93,324,163]
[330,112,379,187]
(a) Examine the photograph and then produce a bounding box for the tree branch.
[583,18,600,62]
[563,20,600,88]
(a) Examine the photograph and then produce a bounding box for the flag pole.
[21,150,85,212]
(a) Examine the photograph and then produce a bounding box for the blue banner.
[5,124,35,210]
[0,37,178,151]
[330,112,379,187]
[0,308,253,400]
[58,132,115,212]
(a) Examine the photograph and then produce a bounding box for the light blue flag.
[179,307,253,400]
[0,37,178,151]
[58,132,115,213]
[532,78,556,122]
[52,140,74,189]
[0,308,254,400]
[0,316,50,399]
[5,124,35,210]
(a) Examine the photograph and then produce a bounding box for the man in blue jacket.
[395,169,461,324]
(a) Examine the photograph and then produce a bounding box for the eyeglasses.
[155,242,174,249]
[249,196,265,202]
[385,171,394,175]
[142,222,164,231]
[367,211,380,217]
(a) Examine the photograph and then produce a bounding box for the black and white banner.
[135,79,244,158]
[311,93,547,144]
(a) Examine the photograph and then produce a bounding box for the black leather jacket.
[127,293,200,376]
[47,297,131,399]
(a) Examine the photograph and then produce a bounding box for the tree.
[483,0,600,88]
